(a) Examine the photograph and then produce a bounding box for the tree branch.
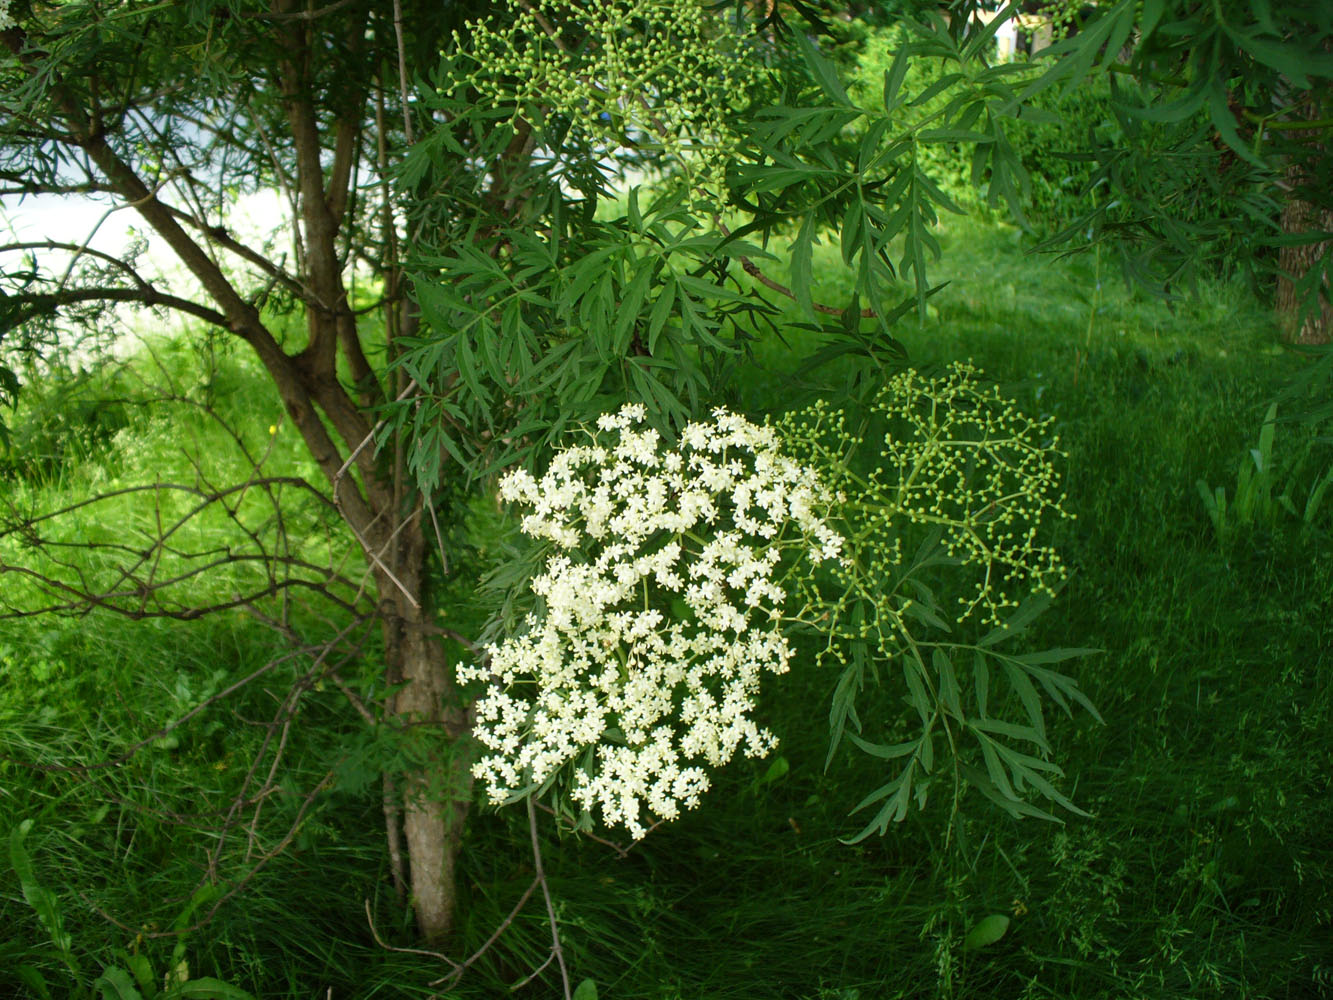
[0,240,152,289]
[244,0,362,21]
[6,285,229,329]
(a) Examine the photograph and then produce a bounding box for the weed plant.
[2,217,1330,999]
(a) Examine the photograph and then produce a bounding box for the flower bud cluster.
[455,0,762,200]
[460,403,844,839]
[871,363,1071,623]
[781,363,1071,667]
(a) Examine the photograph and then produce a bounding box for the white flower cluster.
[460,404,844,838]
[0,0,14,30]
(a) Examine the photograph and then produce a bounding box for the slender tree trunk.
[377,501,472,943]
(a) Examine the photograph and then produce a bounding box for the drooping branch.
[0,180,114,196]
[5,285,229,329]
[0,240,154,289]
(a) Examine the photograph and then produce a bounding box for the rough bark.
[1276,176,1333,345]
[1274,68,1332,345]
[376,498,473,943]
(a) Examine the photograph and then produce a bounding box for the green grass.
[2,215,1330,999]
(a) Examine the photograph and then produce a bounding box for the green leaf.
[168,979,260,999]
[933,648,964,720]
[844,765,915,842]
[840,200,864,267]
[94,966,145,1000]
[969,716,1049,752]
[962,4,1016,61]
[17,966,53,1000]
[1207,80,1265,168]
[901,594,953,633]
[976,730,1019,801]
[963,914,1011,952]
[9,821,75,963]
[992,741,1091,817]
[1027,662,1102,723]
[611,260,654,355]
[124,953,155,995]
[1004,647,1100,667]
[646,277,677,355]
[790,213,817,320]
[676,274,747,304]
[882,44,912,113]
[1224,26,1333,87]
[902,655,933,726]
[1139,0,1165,42]
[756,755,790,788]
[573,981,599,1000]
[626,186,642,232]
[978,592,1054,646]
[847,732,919,761]
[1000,661,1046,743]
[959,762,1057,821]
[909,73,965,108]
[1125,74,1210,124]
[1305,467,1333,525]
[172,882,221,935]
[826,651,865,769]
[795,32,850,106]
[1099,2,1135,71]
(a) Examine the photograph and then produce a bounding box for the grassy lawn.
[2,215,1330,999]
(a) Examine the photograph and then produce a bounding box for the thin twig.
[364,898,462,969]
[716,217,876,318]
[332,378,419,486]
[392,0,414,146]
[533,801,662,859]
[331,379,423,607]
[526,797,572,999]
[429,876,542,989]
[509,950,558,991]
[108,769,339,940]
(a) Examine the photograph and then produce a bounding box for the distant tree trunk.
[1275,175,1333,345]
[1274,76,1332,344]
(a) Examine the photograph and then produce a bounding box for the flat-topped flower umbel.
[459,404,844,839]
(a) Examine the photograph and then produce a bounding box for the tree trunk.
[377,500,473,944]
[1276,179,1333,345]
[1274,70,1332,345]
